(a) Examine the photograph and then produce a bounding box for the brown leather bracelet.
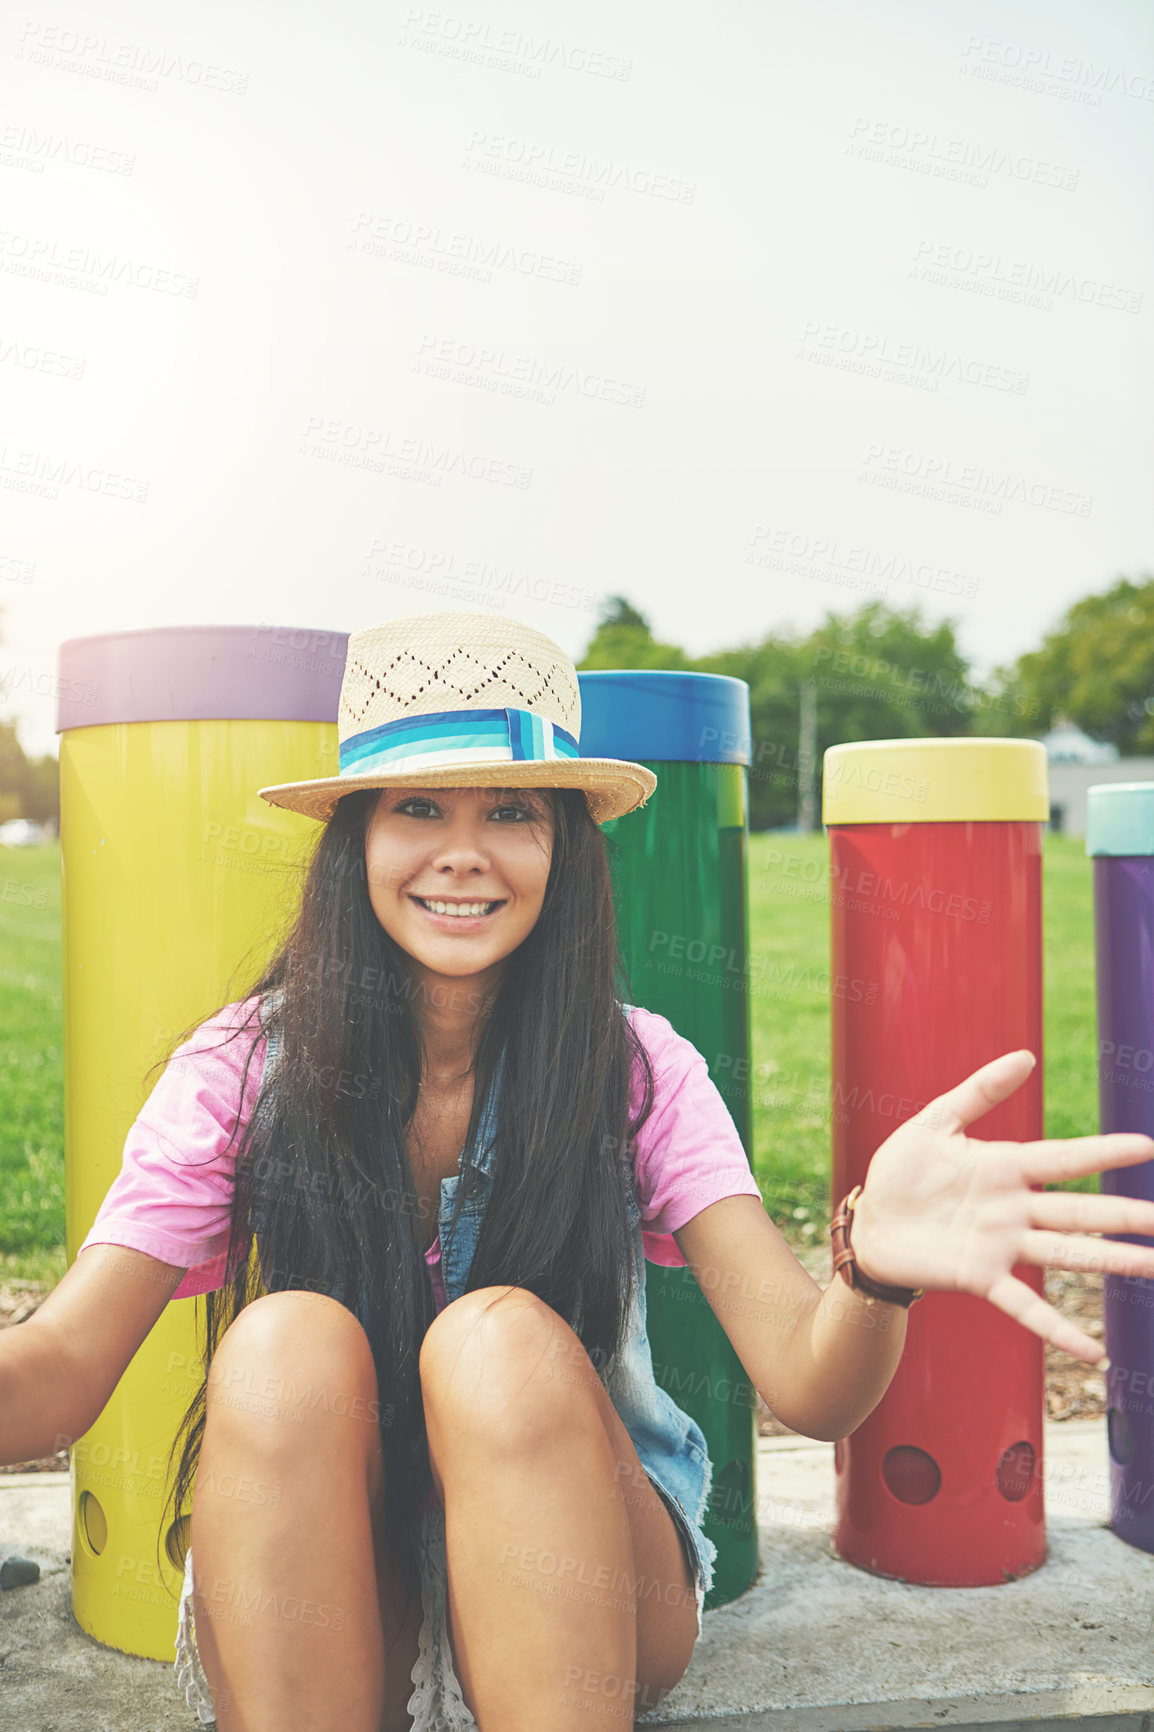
[830,1185,925,1308]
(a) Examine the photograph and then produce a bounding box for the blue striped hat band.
[339,706,580,780]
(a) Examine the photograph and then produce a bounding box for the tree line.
[577,578,1154,830]
[1,576,1150,832]
[0,723,58,828]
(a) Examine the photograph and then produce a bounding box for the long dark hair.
[160,784,655,1612]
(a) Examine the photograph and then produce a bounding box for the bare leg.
[189,1291,422,1732]
[420,1285,699,1730]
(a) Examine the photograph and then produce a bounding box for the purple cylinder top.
[55,624,349,733]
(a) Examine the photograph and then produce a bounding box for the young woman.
[3,612,1154,1732]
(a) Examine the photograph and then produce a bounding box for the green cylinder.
[579,672,757,1608]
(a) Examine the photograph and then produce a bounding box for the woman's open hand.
[849,1050,1154,1364]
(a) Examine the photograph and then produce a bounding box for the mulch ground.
[754,1246,1109,1438]
[0,1264,1111,1471]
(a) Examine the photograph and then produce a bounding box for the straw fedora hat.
[258,612,658,824]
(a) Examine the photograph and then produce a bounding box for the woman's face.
[364,785,555,985]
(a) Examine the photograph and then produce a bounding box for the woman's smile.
[408,893,508,930]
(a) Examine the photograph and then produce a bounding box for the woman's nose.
[430,817,491,872]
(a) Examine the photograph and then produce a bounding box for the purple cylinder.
[1089,784,1154,1554]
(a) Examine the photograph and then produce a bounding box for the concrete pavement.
[2,1421,1152,1731]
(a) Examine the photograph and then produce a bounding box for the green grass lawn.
[0,844,66,1287]
[0,835,1105,1287]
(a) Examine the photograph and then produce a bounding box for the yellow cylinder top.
[822,738,1049,824]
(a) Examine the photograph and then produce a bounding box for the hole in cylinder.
[995,1440,1035,1502]
[79,1490,107,1556]
[882,1445,941,1505]
[1108,1406,1137,1467]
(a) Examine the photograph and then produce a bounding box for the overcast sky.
[2,0,1151,757]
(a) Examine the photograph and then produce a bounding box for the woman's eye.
[393,796,535,821]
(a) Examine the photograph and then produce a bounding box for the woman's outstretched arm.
[0,1244,185,1465]
[675,1049,1154,1444]
[675,1195,906,1442]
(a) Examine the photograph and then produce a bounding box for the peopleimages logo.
[363,539,596,613]
[0,336,85,381]
[350,211,582,287]
[0,664,98,705]
[747,526,977,600]
[959,37,1154,104]
[847,116,1079,190]
[399,10,632,81]
[300,417,533,490]
[822,757,929,805]
[910,240,1142,315]
[0,122,135,175]
[794,321,1028,395]
[15,22,249,94]
[860,444,1092,517]
[647,929,879,1005]
[463,131,696,204]
[0,229,199,297]
[0,444,148,503]
[413,334,646,408]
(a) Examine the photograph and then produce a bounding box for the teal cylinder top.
[1086,783,1154,857]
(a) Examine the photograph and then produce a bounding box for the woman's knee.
[206,1290,379,1438]
[419,1286,600,1449]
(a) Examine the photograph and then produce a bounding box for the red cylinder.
[823,739,1049,1586]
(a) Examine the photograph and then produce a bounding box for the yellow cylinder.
[59,628,341,1660]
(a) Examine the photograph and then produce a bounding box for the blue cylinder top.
[1085,782,1154,857]
[576,670,751,765]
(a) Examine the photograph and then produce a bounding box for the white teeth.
[420,899,496,917]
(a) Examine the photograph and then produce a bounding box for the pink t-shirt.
[78,996,763,1306]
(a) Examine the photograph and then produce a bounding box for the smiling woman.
[44,614,750,1731]
[9,612,1154,1732]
